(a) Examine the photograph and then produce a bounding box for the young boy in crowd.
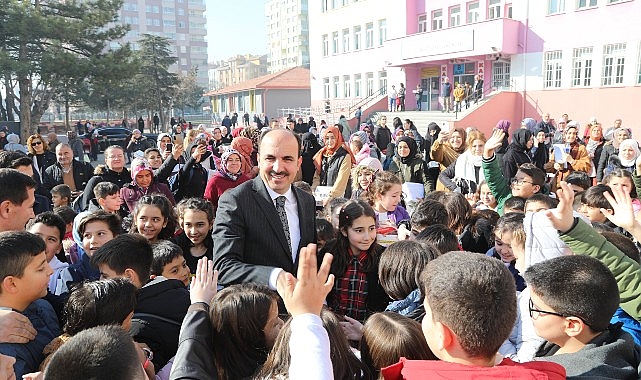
[91,181,124,215]
[503,196,526,214]
[381,251,565,379]
[414,224,459,255]
[315,218,335,251]
[50,185,72,208]
[526,255,640,378]
[151,240,191,287]
[409,199,449,235]
[0,231,61,378]
[26,213,68,298]
[579,184,614,224]
[487,213,526,291]
[91,234,190,369]
[52,206,76,262]
[565,171,591,193]
[524,194,559,214]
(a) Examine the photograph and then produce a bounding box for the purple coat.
[121,181,176,212]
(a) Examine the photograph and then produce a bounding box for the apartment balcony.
[385,18,522,66]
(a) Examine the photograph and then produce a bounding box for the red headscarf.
[312,125,355,173]
[230,136,254,175]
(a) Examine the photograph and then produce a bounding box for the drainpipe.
[522,0,530,119]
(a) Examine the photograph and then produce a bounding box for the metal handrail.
[347,85,388,116]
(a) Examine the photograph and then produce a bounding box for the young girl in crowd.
[321,199,390,323]
[475,180,498,211]
[360,312,436,378]
[120,157,175,212]
[603,168,641,213]
[350,164,377,200]
[203,149,250,212]
[256,308,367,380]
[369,171,410,229]
[130,194,178,243]
[173,197,215,273]
[211,283,284,380]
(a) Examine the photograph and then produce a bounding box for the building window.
[322,0,329,12]
[342,28,350,52]
[548,0,565,14]
[366,72,374,96]
[449,6,461,27]
[467,1,480,23]
[571,47,593,87]
[432,9,443,30]
[506,3,513,18]
[378,71,387,95]
[378,19,386,46]
[354,74,362,97]
[488,0,501,19]
[577,0,597,8]
[602,43,626,86]
[543,50,563,88]
[333,76,339,98]
[322,34,329,57]
[608,0,622,3]
[365,23,374,48]
[332,32,339,54]
[418,14,428,33]
[492,61,511,89]
[343,75,351,98]
[331,0,337,9]
[354,26,362,50]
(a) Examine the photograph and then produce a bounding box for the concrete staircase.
[373,110,464,136]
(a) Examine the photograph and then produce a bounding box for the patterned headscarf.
[312,125,355,173]
[219,149,242,181]
[230,137,254,176]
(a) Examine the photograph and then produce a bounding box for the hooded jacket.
[4,133,27,153]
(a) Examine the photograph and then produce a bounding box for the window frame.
[543,50,563,88]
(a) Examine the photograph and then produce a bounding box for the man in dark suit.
[213,129,316,289]
[473,74,484,104]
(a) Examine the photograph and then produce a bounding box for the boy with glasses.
[525,255,640,378]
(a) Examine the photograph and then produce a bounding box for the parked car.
[81,128,157,152]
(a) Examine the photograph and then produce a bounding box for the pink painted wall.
[453,92,523,137]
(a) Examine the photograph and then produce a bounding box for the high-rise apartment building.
[265,0,310,73]
[116,0,209,89]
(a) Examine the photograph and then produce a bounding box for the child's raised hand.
[190,257,218,305]
[601,185,636,231]
[277,244,334,317]
[544,181,575,233]
[484,129,505,158]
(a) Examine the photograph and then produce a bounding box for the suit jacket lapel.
[251,177,293,259]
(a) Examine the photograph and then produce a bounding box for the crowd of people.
[0,112,639,380]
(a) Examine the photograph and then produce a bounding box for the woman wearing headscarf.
[438,130,486,195]
[584,122,606,182]
[313,125,355,201]
[424,122,442,193]
[597,127,630,182]
[387,136,430,196]
[501,129,534,181]
[604,138,639,177]
[230,136,257,178]
[300,132,322,186]
[545,122,591,189]
[430,126,466,191]
[204,149,250,213]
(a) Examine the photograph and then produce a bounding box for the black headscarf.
[396,136,418,164]
[301,132,322,157]
[511,129,533,152]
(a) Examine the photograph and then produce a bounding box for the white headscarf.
[618,139,640,167]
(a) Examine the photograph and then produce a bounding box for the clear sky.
[206,0,268,63]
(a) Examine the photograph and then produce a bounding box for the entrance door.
[422,77,440,111]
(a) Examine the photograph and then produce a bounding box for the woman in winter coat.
[431,127,467,191]
[387,136,430,196]
[313,125,355,201]
[603,138,639,177]
[501,129,534,181]
[27,133,56,182]
[545,123,591,189]
[203,149,250,213]
[597,127,630,182]
[438,130,486,195]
